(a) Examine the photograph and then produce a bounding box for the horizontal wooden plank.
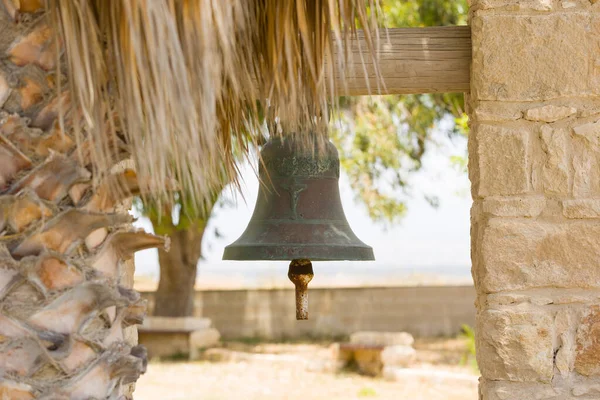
[335,26,471,95]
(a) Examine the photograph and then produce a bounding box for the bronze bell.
[223,134,374,319]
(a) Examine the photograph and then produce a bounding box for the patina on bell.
[223,135,374,261]
[223,134,374,320]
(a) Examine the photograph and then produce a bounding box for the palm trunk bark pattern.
[0,4,166,399]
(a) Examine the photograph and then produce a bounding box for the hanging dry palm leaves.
[48,0,381,213]
[0,1,380,397]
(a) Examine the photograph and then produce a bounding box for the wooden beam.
[336,26,471,96]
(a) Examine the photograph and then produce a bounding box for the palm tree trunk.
[151,219,206,317]
[0,5,164,399]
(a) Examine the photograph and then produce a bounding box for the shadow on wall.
[141,286,476,340]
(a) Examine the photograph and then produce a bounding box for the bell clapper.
[288,259,314,320]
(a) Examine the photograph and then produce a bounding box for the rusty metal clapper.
[223,134,374,320]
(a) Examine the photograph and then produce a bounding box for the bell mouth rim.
[222,244,375,261]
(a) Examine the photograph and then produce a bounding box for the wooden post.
[336,26,471,96]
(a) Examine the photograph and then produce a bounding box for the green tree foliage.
[331,0,468,223]
[460,324,479,372]
[383,0,467,26]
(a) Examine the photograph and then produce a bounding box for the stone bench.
[331,331,417,376]
[138,317,220,360]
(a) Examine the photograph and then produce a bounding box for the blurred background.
[132,1,478,399]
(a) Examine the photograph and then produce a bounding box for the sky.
[133,127,473,288]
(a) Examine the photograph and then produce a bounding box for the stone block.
[479,379,563,400]
[477,308,554,382]
[574,120,600,144]
[329,343,352,370]
[472,124,531,197]
[525,105,577,123]
[540,125,569,195]
[349,331,414,347]
[554,309,576,378]
[331,341,418,376]
[471,14,591,101]
[572,384,600,397]
[559,0,593,8]
[473,102,523,122]
[138,317,216,360]
[572,120,600,197]
[380,345,416,367]
[138,331,190,359]
[331,343,385,376]
[190,328,221,360]
[563,199,600,218]
[575,306,600,376]
[482,196,545,217]
[476,219,600,292]
[352,346,384,376]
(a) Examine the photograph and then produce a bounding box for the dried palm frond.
[48,0,380,214]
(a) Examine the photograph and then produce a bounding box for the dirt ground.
[134,339,478,400]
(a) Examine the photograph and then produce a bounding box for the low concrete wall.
[141,286,476,340]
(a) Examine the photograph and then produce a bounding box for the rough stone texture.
[525,105,577,123]
[540,125,569,195]
[477,308,554,382]
[473,102,524,122]
[471,13,593,101]
[572,120,600,197]
[573,120,600,142]
[479,379,563,400]
[475,219,600,293]
[555,309,577,378]
[472,124,531,197]
[484,290,600,308]
[471,1,600,398]
[469,99,600,122]
[482,196,546,217]
[563,199,600,218]
[481,373,600,399]
[575,306,600,376]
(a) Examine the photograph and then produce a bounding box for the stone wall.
[141,285,476,340]
[468,1,600,398]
